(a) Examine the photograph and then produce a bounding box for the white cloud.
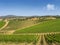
[46,4,55,10]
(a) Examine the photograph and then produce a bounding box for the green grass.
[14,19,60,34]
[0,35,39,43]
[0,21,5,28]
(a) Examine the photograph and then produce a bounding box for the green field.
[0,35,39,43]
[0,21,5,28]
[14,19,60,34]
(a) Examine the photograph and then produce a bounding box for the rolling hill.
[14,19,60,34]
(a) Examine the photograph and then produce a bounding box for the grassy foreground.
[14,19,60,34]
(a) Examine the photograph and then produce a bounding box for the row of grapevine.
[0,35,39,43]
[45,34,60,44]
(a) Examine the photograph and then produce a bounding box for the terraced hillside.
[14,19,60,34]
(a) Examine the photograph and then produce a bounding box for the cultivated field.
[0,17,60,45]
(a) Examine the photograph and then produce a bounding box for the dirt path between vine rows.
[43,35,48,45]
[36,35,48,45]
[52,43,56,45]
[36,35,41,45]
[12,32,60,35]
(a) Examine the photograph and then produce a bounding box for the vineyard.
[0,0,60,45]
[0,35,39,43]
[45,34,60,45]
[0,18,60,45]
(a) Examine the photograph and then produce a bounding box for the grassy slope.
[2,20,22,30]
[3,19,36,30]
[0,35,39,43]
[14,19,60,33]
[0,21,5,28]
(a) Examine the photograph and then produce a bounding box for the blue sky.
[0,0,60,16]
